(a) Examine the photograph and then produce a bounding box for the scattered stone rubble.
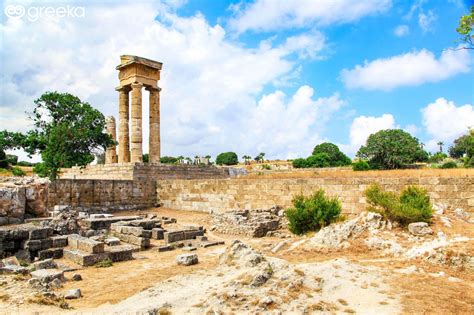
[211,206,288,237]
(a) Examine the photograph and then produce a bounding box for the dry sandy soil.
[0,207,473,314]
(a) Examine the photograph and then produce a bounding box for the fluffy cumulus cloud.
[341,48,471,90]
[421,98,474,152]
[242,86,344,159]
[393,24,409,37]
[228,0,392,33]
[347,114,396,154]
[0,0,338,160]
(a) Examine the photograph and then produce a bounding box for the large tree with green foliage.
[312,142,352,166]
[457,6,474,49]
[0,92,114,179]
[449,132,473,158]
[216,152,238,165]
[357,129,428,169]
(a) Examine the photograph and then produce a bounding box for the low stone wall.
[157,176,474,214]
[48,179,156,211]
[61,163,232,180]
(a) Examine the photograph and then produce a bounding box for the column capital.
[131,82,143,89]
[145,85,161,92]
[115,85,131,92]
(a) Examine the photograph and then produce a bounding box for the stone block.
[38,248,63,260]
[128,219,160,230]
[164,231,185,244]
[151,228,164,240]
[104,237,121,246]
[121,226,145,237]
[183,229,204,240]
[176,254,198,266]
[63,249,109,267]
[51,235,68,248]
[111,232,150,249]
[157,245,173,252]
[32,258,57,270]
[107,245,134,262]
[31,269,64,283]
[29,227,53,240]
[23,239,53,251]
[68,234,104,254]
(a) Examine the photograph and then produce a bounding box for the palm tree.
[437,141,444,153]
[242,155,251,165]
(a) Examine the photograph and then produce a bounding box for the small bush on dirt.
[352,160,370,171]
[365,184,432,225]
[439,161,457,169]
[261,164,271,170]
[285,189,342,235]
[95,258,113,268]
[292,158,307,168]
[11,166,25,176]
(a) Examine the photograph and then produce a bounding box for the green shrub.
[465,156,474,168]
[292,158,307,168]
[261,164,271,170]
[429,152,448,163]
[11,166,26,177]
[33,163,49,178]
[306,153,330,168]
[285,189,342,235]
[95,258,113,268]
[365,184,432,225]
[352,160,370,171]
[215,152,238,165]
[160,156,178,164]
[6,154,18,165]
[439,161,457,169]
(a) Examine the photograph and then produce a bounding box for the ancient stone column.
[130,82,143,163]
[117,86,130,163]
[147,86,161,163]
[105,116,117,164]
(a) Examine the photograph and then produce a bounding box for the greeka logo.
[4,4,85,22]
[4,4,25,19]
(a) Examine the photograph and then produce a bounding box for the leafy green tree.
[142,153,149,163]
[312,142,351,166]
[357,129,428,169]
[216,152,238,165]
[0,92,114,180]
[456,6,474,49]
[6,154,18,165]
[449,132,473,158]
[242,155,252,165]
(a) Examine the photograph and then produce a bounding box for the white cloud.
[421,98,474,151]
[394,24,409,37]
[228,0,392,33]
[347,114,396,154]
[341,48,471,90]
[0,1,334,160]
[242,86,344,159]
[418,10,436,33]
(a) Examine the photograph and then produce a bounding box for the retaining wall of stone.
[48,179,157,211]
[157,176,474,214]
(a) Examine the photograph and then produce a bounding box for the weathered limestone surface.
[117,86,130,163]
[105,116,118,164]
[157,176,474,215]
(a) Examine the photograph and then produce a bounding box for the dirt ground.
[1,207,473,314]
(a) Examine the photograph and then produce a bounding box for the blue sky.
[1,0,473,161]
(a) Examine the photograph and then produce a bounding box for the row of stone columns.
[114,83,161,164]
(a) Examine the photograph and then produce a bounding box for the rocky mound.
[211,206,287,237]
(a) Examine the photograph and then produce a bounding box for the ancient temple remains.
[108,55,163,164]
